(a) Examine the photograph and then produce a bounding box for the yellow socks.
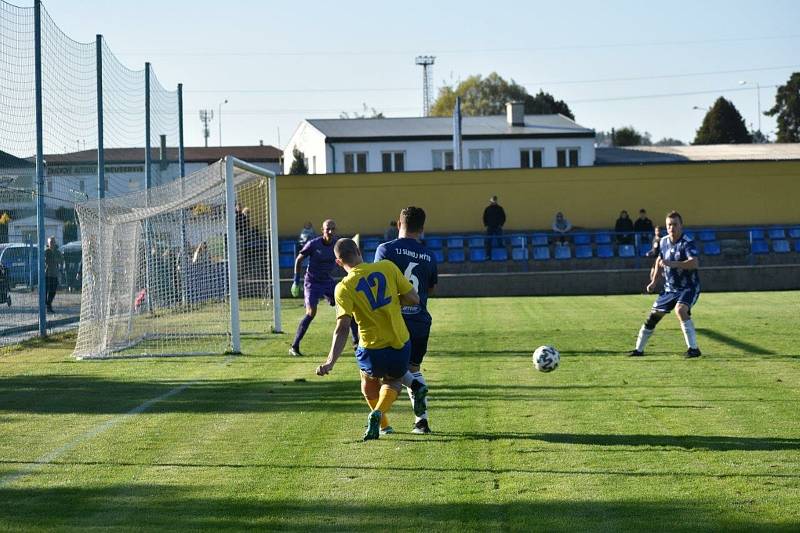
[374,386,399,415]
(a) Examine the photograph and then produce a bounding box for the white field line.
[0,354,237,487]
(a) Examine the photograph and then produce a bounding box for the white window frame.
[432,150,454,170]
[381,151,405,172]
[344,152,368,173]
[556,147,580,168]
[468,148,493,169]
[520,148,543,169]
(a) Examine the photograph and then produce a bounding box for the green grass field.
[1,292,799,531]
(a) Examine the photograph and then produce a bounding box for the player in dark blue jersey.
[630,211,702,358]
[374,206,438,434]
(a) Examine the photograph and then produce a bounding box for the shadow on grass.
[697,328,775,355]
[0,485,795,531]
[438,432,800,451]
[0,375,364,414]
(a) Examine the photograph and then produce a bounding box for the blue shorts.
[405,320,431,367]
[355,341,411,379]
[304,278,336,309]
[653,287,700,313]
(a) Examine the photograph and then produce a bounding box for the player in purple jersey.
[290,219,358,356]
[629,211,702,358]
[374,206,438,434]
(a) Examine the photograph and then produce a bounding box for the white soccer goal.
[73,157,282,359]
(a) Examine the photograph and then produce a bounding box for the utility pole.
[199,109,214,148]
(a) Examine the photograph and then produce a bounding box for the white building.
[283,102,596,174]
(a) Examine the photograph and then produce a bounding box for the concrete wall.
[275,160,800,236]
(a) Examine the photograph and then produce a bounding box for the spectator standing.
[298,221,316,249]
[383,220,399,243]
[615,210,635,244]
[552,212,572,245]
[44,236,63,313]
[482,195,506,255]
[634,208,655,244]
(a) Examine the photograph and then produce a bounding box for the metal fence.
[0,0,184,345]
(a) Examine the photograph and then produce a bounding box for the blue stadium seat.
[363,250,375,262]
[768,228,786,240]
[749,228,765,240]
[491,248,508,261]
[469,248,487,262]
[594,233,612,244]
[531,233,548,246]
[795,240,800,253]
[362,238,380,251]
[703,241,721,255]
[512,247,528,261]
[279,254,294,268]
[447,249,465,263]
[468,236,484,248]
[575,245,593,259]
[425,237,443,250]
[432,249,445,263]
[510,235,527,247]
[618,244,636,258]
[751,240,769,254]
[532,246,550,260]
[573,233,591,245]
[684,230,695,241]
[554,245,571,260]
[279,240,296,254]
[699,230,716,242]
[788,227,800,239]
[638,243,651,257]
[446,237,464,248]
[597,244,614,258]
[773,240,790,253]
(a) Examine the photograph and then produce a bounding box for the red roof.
[40,145,281,164]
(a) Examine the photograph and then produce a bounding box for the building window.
[47,179,53,193]
[344,152,368,173]
[468,149,493,169]
[557,148,580,168]
[520,149,543,169]
[79,180,85,192]
[381,151,405,172]
[432,150,454,170]
[311,156,317,174]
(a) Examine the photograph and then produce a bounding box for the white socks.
[635,326,654,352]
[681,319,698,349]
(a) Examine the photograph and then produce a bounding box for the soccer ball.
[533,345,560,372]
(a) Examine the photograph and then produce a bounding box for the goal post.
[73,156,282,359]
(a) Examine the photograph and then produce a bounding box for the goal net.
[73,157,282,359]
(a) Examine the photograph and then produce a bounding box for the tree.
[764,72,800,142]
[611,126,652,147]
[339,103,384,119]
[693,97,751,144]
[289,148,308,175]
[654,137,685,146]
[430,72,574,119]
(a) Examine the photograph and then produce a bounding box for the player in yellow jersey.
[316,238,429,441]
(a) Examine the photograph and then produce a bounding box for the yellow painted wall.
[276,161,800,236]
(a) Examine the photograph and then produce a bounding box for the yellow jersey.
[335,260,414,349]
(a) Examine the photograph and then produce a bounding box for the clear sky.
[33,0,800,149]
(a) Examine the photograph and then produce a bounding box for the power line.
[117,33,800,57]
[182,64,799,94]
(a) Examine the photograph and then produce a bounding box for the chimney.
[506,101,525,127]
[259,139,264,146]
[159,134,168,170]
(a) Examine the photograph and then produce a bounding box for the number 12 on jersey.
[356,271,392,310]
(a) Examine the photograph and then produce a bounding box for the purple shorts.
[304,278,336,309]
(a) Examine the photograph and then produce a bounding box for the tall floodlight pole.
[739,80,762,136]
[415,55,435,117]
[218,98,228,147]
[199,109,214,148]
